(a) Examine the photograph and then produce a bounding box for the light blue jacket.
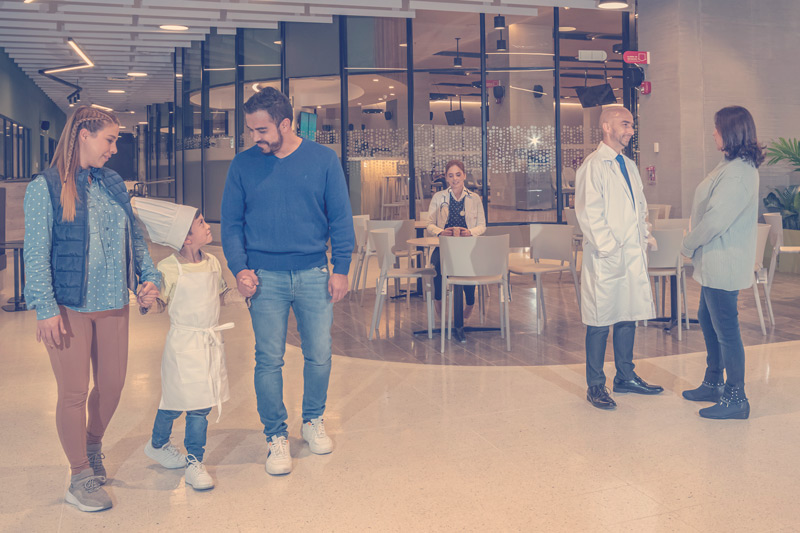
[681,157,759,291]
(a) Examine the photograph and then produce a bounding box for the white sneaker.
[144,441,186,469]
[185,455,214,490]
[302,417,333,455]
[265,436,292,475]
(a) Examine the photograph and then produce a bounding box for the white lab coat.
[575,142,655,327]
[159,260,232,416]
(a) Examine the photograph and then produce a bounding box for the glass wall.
[165,9,634,225]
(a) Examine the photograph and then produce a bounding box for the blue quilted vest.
[41,166,139,307]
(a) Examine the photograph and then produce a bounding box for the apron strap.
[175,256,184,276]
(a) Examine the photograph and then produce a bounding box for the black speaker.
[575,84,617,108]
[444,109,465,125]
[533,85,544,98]
[384,111,393,121]
[492,86,505,100]
[41,120,50,131]
[624,65,645,88]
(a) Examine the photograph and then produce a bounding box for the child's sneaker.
[185,455,214,490]
[265,436,292,475]
[144,440,186,469]
[302,417,333,455]
[65,468,112,512]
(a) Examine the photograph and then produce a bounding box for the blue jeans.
[151,407,212,462]
[585,321,636,387]
[249,267,333,440]
[697,286,745,387]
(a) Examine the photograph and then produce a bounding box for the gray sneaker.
[65,468,112,512]
[87,448,107,484]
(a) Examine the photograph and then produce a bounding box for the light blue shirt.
[24,175,139,319]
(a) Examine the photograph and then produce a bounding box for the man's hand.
[37,314,67,349]
[137,281,160,308]
[236,269,259,298]
[328,273,348,303]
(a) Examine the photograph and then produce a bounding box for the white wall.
[638,0,800,217]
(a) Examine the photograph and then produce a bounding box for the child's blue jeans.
[151,407,212,462]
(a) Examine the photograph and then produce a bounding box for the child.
[132,198,235,491]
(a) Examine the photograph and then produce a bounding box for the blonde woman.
[23,106,161,511]
[426,160,486,322]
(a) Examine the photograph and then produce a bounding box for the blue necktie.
[615,154,635,205]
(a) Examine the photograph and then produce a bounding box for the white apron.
[159,260,232,418]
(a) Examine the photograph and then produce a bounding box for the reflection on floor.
[2,244,799,531]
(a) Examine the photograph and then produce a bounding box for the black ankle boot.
[699,384,750,420]
[682,380,724,402]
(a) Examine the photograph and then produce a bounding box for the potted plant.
[764,138,800,273]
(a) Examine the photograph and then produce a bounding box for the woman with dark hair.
[426,160,486,321]
[680,105,765,420]
[23,105,161,510]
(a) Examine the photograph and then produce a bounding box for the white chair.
[654,218,690,232]
[349,214,370,298]
[649,203,672,220]
[751,224,772,335]
[764,212,800,270]
[564,208,583,270]
[358,219,420,303]
[508,224,581,334]
[647,228,690,340]
[367,229,435,340]
[439,235,511,353]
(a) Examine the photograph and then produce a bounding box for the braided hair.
[50,105,120,221]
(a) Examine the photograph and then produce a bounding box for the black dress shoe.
[613,374,664,395]
[587,385,617,410]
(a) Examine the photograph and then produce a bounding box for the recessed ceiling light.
[127,72,148,77]
[160,24,189,31]
[175,73,183,78]
[373,78,379,82]
[597,0,629,8]
[559,26,577,32]
[138,121,148,125]
[274,40,282,45]
[389,93,395,96]
[316,105,322,109]
[129,110,135,114]
[119,125,126,129]
[69,103,75,107]
[388,85,395,89]
[108,90,125,94]
[399,43,407,47]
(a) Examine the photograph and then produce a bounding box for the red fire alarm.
[641,81,651,95]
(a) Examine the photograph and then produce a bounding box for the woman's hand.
[137,281,160,308]
[440,228,455,236]
[459,228,472,236]
[37,315,67,349]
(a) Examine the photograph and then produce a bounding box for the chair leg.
[676,271,682,341]
[571,266,581,316]
[359,252,372,305]
[368,277,385,340]
[681,270,690,330]
[504,281,511,351]
[653,277,661,318]
[753,282,766,336]
[660,277,666,316]
[440,281,448,353]
[426,287,433,339]
[448,288,454,339]
[764,281,775,326]
[539,277,547,326]
[498,283,504,339]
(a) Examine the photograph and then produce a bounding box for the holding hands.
[236,269,259,298]
[136,281,160,309]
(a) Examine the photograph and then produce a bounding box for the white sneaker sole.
[302,431,333,455]
[144,443,186,469]
[65,490,111,512]
[265,459,292,475]
[186,478,215,490]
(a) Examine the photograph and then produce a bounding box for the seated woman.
[426,160,487,319]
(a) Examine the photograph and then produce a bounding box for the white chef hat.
[131,197,198,250]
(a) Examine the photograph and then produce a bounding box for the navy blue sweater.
[221,140,355,276]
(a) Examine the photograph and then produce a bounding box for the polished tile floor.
[1,244,799,532]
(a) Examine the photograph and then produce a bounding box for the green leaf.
[766,137,800,172]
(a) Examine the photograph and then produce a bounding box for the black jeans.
[585,321,636,387]
[431,248,475,305]
[697,286,745,387]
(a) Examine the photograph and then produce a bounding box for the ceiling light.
[453,37,462,68]
[373,78,379,82]
[24,0,35,3]
[559,26,577,32]
[399,43,407,47]
[138,121,148,125]
[69,103,75,107]
[91,104,113,112]
[160,24,189,31]
[127,72,147,77]
[176,73,183,78]
[496,31,507,52]
[389,93,395,96]
[388,85,395,89]
[119,126,126,129]
[108,90,125,94]
[274,40,282,45]
[316,105,322,109]
[129,110,136,114]
[43,38,94,74]
[494,15,506,30]
[597,0,629,8]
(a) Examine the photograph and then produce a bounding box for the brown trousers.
[46,305,129,475]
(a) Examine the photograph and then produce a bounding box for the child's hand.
[137,282,159,308]
[236,269,259,298]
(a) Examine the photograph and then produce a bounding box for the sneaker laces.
[81,476,103,494]
[310,419,327,439]
[186,454,202,470]
[162,442,184,461]
[269,437,289,458]
[87,451,105,469]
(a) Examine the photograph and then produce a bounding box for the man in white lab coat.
[575,107,663,410]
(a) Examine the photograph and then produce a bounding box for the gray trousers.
[585,321,636,387]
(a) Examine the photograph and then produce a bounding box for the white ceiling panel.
[0,0,600,118]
